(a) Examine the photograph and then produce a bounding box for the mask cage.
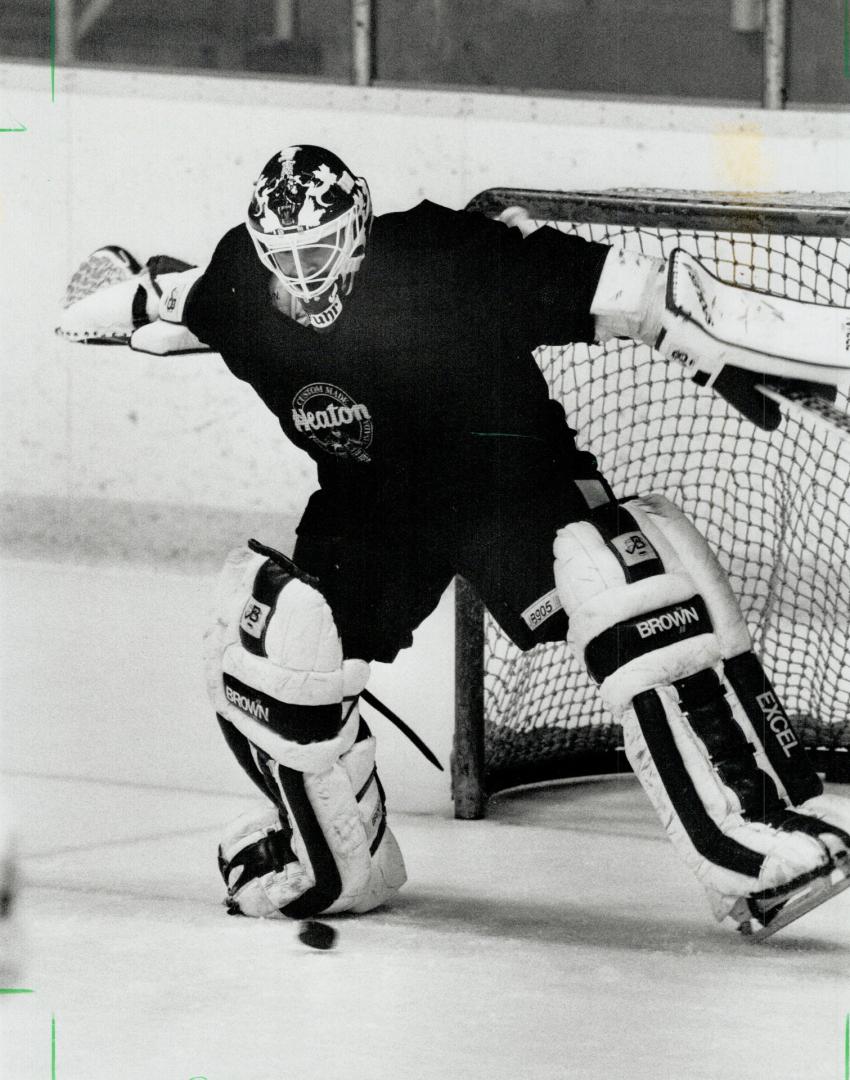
[247,181,371,307]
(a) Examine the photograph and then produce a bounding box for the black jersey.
[185,201,609,533]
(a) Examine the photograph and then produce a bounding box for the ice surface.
[1,559,849,1080]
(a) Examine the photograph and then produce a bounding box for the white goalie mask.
[246,145,372,330]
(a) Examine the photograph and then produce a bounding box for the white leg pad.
[204,545,366,771]
[218,756,389,919]
[553,507,723,717]
[621,495,752,659]
[624,496,821,807]
[209,545,406,917]
[293,762,374,914]
[337,732,407,913]
[554,496,845,930]
[624,688,836,925]
[219,716,407,918]
[218,803,315,918]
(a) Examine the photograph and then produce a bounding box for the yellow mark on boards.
[713,123,770,191]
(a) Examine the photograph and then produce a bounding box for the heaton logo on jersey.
[292,382,373,463]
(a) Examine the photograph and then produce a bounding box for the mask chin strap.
[301,260,364,329]
[302,283,344,330]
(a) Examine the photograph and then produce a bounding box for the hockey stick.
[360,688,444,772]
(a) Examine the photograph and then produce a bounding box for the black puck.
[297,919,337,950]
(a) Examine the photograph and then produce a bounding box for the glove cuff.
[590,248,667,344]
[156,266,204,324]
[129,320,209,355]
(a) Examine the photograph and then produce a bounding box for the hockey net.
[453,188,850,818]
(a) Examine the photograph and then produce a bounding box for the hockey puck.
[297,919,337,951]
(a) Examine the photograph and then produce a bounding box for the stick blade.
[758,382,850,445]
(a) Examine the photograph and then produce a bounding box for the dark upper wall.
[2,0,848,106]
[372,0,849,105]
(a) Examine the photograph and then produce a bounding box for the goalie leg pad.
[218,801,310,918]
[554,498,724,716]
[209,545,404,918]
[338,723,408,913]
[619,495,751,659]
[625,497,824,804]
[722,651,822,805]
[626,682,843,927]
[554,495,844,930]
[218,718,406,919]
[204,544,368,772]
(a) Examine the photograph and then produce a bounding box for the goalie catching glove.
[56,246,210,355]
[590,246,850,431]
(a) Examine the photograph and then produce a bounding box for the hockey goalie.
[56,146,850,939]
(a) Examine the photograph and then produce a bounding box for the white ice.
[1,558,849,1080]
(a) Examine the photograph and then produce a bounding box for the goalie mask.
[246,145,372,330]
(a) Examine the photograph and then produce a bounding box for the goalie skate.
[731,854,850,941]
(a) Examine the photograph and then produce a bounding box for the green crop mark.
[844,1013,849,1080]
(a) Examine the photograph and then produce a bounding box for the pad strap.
[156,266,205,324]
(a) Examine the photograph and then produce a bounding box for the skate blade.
[738,861,850,941]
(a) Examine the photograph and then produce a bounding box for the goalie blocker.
[590,244,850,438]
[207,543,407,919]
[554,494,850,938]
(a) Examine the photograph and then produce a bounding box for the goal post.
[452,187,850,819]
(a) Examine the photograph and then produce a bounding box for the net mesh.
[465,190,850,793]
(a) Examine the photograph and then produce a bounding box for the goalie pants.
[292,449,614,663]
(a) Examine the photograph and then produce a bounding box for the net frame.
[453,187,850,819]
